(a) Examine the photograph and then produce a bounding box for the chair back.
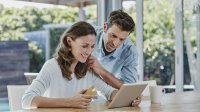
[7,85,29,111]
[24,72,38,84]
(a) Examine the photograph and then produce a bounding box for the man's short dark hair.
[107,9,135,33]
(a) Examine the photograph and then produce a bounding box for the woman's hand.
[65,89,96,108]
[131,95,143,107]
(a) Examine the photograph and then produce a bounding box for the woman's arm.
[32,96,70,108]
[31,93,95,108]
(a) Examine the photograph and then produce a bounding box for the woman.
[22,21,115,109]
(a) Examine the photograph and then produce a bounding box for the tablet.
[108,83,148,109]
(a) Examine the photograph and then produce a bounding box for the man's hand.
[131,95,143,107]
[87,55,123,89]
[87,55,104,75]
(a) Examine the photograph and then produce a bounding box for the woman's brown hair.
[54,21,96,80]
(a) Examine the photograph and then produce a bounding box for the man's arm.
[88,44,138,88]
[88,56,123,89]
[120,45,139,83]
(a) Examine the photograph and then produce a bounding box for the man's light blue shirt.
[93,27,139,83]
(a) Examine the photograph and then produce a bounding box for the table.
[17,91,200,112]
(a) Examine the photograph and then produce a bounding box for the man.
[88,10,140,106]
[88,9,138,88]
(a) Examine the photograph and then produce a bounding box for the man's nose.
[113,39,120,46]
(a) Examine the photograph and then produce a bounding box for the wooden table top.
[17,91,200,112]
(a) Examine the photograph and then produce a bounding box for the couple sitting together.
[22,9,141,109]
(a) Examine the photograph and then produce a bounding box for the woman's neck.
[70,61,78,73]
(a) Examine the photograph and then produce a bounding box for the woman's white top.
[22,58,114,109]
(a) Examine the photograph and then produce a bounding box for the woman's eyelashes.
[82,45,88,48]
[81,44,95,49]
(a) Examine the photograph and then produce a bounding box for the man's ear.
[103,22,108,32]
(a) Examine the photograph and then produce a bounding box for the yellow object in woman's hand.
[84,86,97,95]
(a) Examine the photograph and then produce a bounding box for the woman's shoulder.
[46,58,57,64]
[43,58,60,69]
[39,58,61,78]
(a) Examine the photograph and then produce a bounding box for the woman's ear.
[66,37,72,46]
[103,22,108,32]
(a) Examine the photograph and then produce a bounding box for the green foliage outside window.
[50,28,66,57]
[125,0,194,85]
[0,6,78,72]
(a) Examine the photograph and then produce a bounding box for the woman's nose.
[85,47,93,55]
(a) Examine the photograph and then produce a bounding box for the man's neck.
[102,40,114,56]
